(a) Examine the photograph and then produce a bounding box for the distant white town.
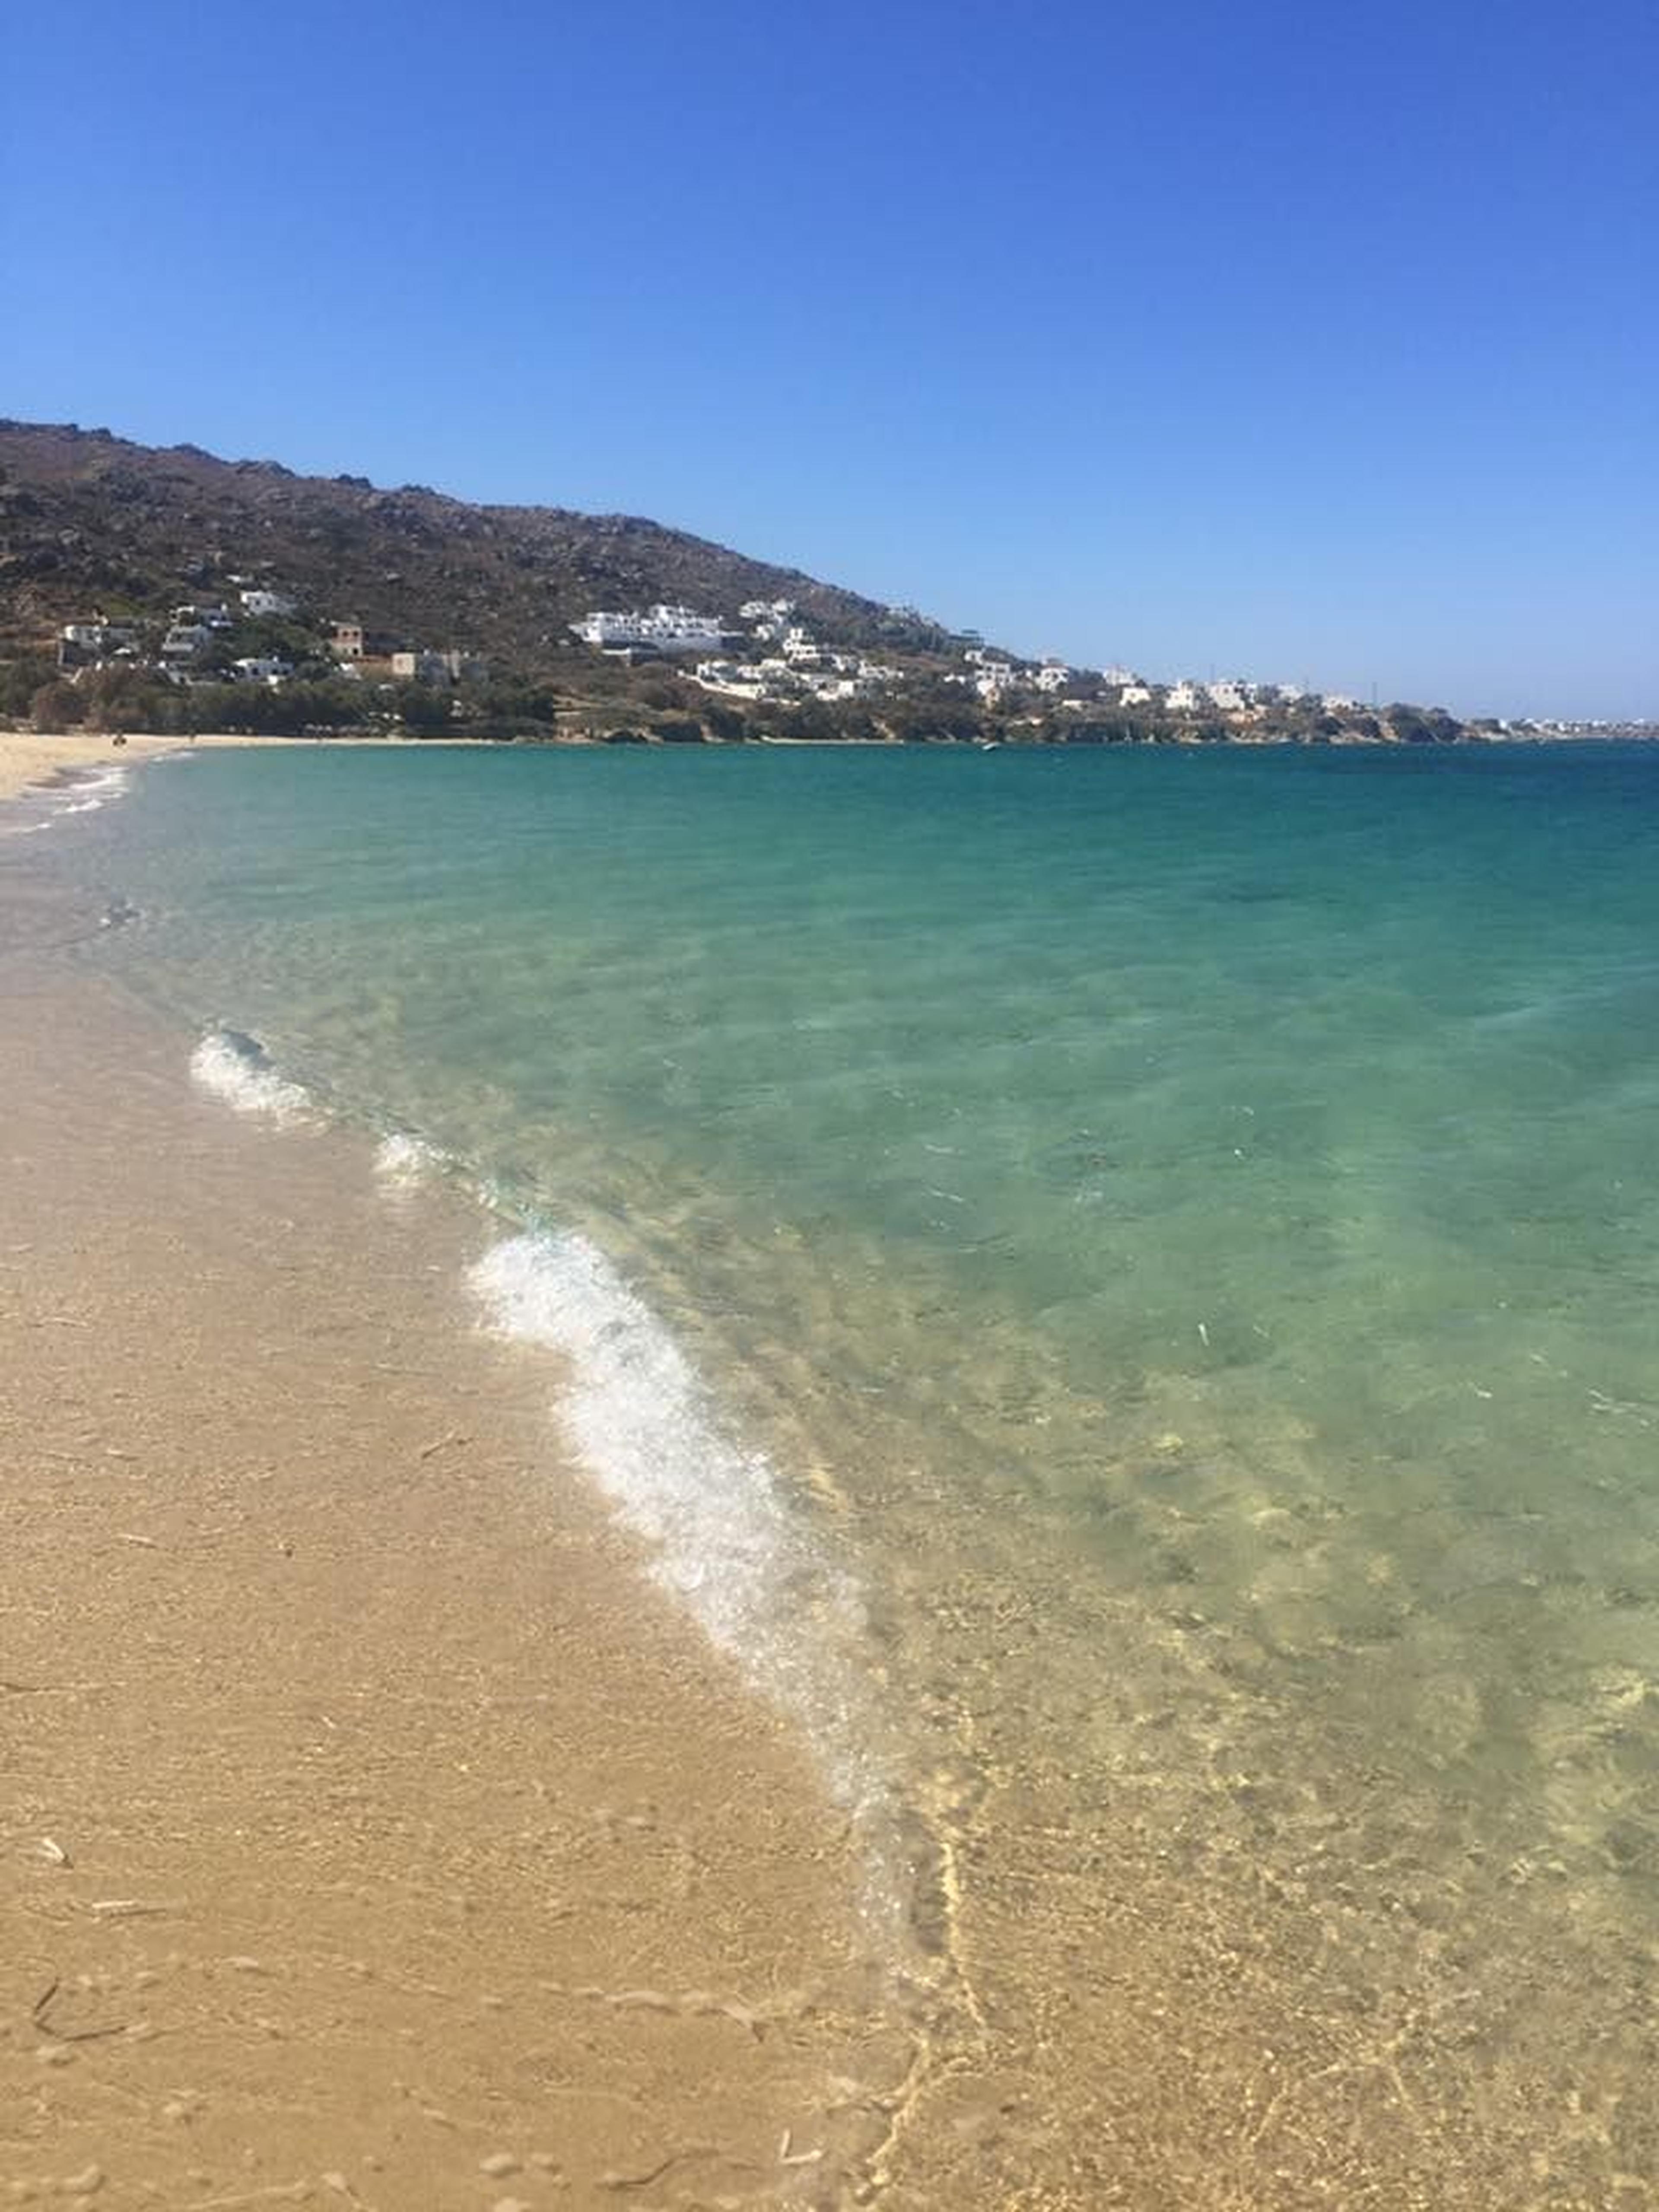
[567,597,1368,721]
[52,585,1605,735]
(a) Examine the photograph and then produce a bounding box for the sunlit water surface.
[35,741,1659,2200]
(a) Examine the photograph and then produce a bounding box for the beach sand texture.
[0,732,452,804]
[0,915,897,2206]
[0,734,182,801]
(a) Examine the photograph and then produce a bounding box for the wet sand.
[0,884,895,2206]
[0,734,181,799]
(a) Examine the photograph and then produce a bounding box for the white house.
[232,656,291,685]
[693,659,770,698]
[571,604,729,654]
[974,662,1020,700]
[1033,662,1073,694]
[1205,679,1252,713]
[1118,684,1154,706]
[1166,681,1202,711]
[58,618,140,666]
[161,623,214,664]
[239,588,296,619]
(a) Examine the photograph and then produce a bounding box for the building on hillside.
[239,588,296,619]
[781,627,829,666]
[160,622,215,665]
[1204,679,1252,712]
[1117,684,1155,706]
[390,648,483,684]
[331,618,365,661]
[1033,662,1073,693]
[693,658,772,698]
[58,619,141,669]
[974,662,1020,700]
[1166,681,1202,711]
[232,656,292,685]
[571,604,729,654]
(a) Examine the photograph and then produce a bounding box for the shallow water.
[29,741,1659,2200]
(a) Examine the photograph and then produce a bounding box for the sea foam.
[468,1228,871,1794]
[4,761,133,835]
[56,764,131,814]
[374,1130,445,1184]
[189,1028,313,1125]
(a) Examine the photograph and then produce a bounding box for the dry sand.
[0,733,182,799]
[0,866,903,2206]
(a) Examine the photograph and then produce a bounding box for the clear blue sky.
[5,0,1654,717]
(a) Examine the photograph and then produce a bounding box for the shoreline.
[0,731,474,804]
[0,828,895,2202]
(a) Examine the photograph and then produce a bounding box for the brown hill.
[0,420,925,670]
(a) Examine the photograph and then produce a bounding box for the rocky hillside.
[0,420,915,668]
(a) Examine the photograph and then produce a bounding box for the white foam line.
[54,764,132,815]
[374,1131,445,1185]
[468,1228,872,1799]
[5,763,133,833]
[189,1030,313,1126]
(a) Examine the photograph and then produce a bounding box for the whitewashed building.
[1205,679,1252,712]
[974,662,1020,700]
[572,604,729,654]
[161,622,215,664]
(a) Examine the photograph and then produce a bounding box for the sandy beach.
[0,732,443,804]
[0,733,181,800]
[0,815,895,2205]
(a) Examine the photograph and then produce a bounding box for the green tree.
[390,680,453,735]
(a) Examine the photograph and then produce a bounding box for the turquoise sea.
[21,741,1659,2198]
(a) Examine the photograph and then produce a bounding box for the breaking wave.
[189,1027,315,1125]
[468,1227,877,1801]
[373,1129,447,1184]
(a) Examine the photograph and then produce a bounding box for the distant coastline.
[11,417,1622,752]
[8,722,1655,802]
